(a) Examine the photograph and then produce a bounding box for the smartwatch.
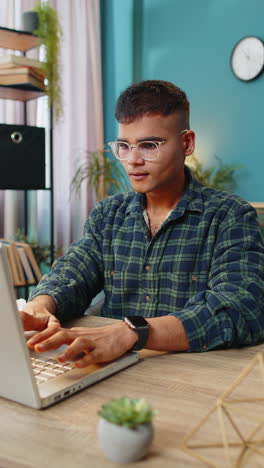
[123,316,150,351]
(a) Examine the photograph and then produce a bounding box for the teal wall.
[101,0,264,201]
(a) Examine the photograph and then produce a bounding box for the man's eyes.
[117,141,157,151]
[118,142,129,150]
[139,142,157,150]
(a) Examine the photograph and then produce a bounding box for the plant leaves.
[70,149,130,200]
[186,154,240,192]
[98,396,157,429]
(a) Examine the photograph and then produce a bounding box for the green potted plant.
[97,396,157,463]
[71,149,130,201]
[186,154,239,192]
[30,2,63,121]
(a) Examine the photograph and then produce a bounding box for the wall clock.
[231,36,264,81]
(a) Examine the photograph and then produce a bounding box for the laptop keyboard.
[31,357,74,385]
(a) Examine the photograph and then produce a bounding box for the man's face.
[117,113,195,195]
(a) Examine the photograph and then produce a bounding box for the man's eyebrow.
[116,136,165,142]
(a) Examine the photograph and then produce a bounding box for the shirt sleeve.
[170,202,264,351]
[29,202,105,322]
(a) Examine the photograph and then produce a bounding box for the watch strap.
[124,316,150,351]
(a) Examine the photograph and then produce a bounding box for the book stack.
[0,55,46,92]
[0,239,42,286]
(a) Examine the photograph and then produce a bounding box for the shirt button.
[145,295,151,301]
[145,265,151,271]
[202,345,207,350]
[110,271,115,276]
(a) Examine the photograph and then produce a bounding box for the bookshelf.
[0,27,40,51]
[0,26,54,292]
[0,239,42,287]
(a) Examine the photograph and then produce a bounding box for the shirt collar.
[126,165,204,218]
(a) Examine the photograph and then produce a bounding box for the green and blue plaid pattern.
[31,168,264,352]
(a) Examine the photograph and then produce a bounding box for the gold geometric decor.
[181,351,264,467]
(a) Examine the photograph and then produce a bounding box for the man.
[22,80,264,367]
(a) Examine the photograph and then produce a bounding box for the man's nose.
[127,145,144,164]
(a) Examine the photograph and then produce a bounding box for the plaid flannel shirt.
[30,168,264,352]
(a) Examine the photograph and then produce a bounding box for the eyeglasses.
[108,130,188,161]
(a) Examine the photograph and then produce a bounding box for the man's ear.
[183,130,195,156]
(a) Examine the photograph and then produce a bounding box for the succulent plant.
[98,397,157,430]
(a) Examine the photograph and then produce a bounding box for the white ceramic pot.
[97,417,153,463]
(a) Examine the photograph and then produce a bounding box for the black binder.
[0,123,45,189]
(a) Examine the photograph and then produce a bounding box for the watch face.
[231,36,264,81]
[125,316,149,327]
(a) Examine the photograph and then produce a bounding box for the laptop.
[0,246,138,409]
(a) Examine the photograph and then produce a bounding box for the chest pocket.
[161,270,209,310]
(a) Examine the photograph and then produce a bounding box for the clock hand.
[241,47,250,59]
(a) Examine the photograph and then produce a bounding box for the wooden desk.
[0,316,263,468]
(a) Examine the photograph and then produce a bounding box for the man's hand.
[19,295,60,335]
[27,322,138,367]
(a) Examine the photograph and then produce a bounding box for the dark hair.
[115,80,190,126]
